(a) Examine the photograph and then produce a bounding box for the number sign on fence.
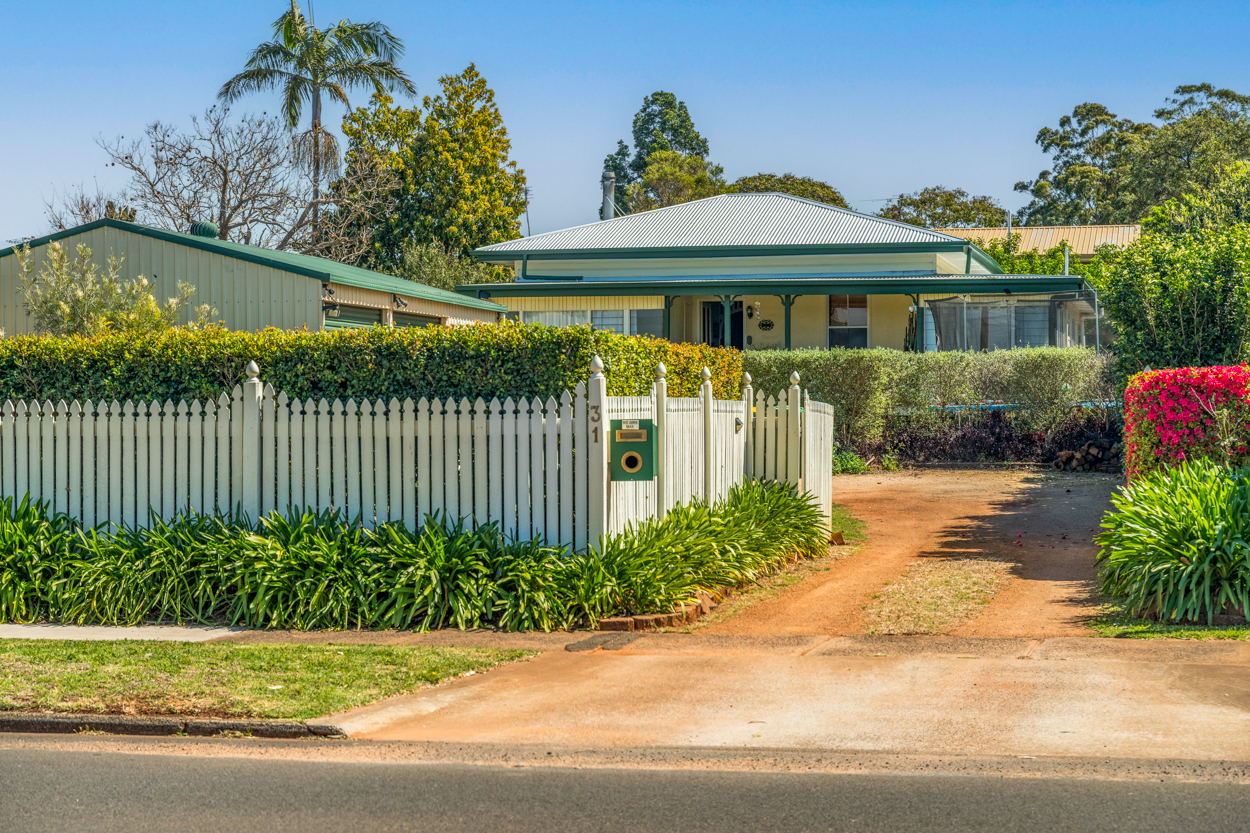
[0,357,836,548]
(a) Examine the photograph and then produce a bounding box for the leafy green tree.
[1015,85,1250,225]
[342,66,527,261]
[381,239,501,291]
[13,242,211,337]
[1102,164,1250,375]
[1013,103,1151,225]
[1118,85,1250,220]
[877,186,1007,228]
[728,173,848,207]
[625,151,726,213]
[603,92,710,215]
[971,235,1121,288]
[218,1,415,228]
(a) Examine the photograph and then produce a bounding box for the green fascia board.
[457,274,1089,299]
[2,218,505,313]
[475,240,1004,270]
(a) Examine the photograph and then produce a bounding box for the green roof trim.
[1,219,505,314]
[457,273,1088,299]
[475,241,1003,273]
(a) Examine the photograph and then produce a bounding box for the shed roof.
[936,224,1140,257]
[476,193,985,257]
[1,219,505,313]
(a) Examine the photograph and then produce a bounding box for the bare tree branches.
[43,183,135,232]
[284,149,398,263]
[98,106,303,245]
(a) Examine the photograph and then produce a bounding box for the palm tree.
[219,1,415,230]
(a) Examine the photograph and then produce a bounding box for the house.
[459,193,1099,352]
[937,224,1140,262]
[0,218,504,335]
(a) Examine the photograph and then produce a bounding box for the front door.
[701,301,743,349]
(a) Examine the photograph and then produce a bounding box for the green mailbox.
[609,418,657,481]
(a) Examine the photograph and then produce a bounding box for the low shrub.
[1123,364,1250,479]
[1097,459,1250,624]
[0,321,741,404]
[0,481,825,631]
[743,347,1119,449]
[832,445,871,474]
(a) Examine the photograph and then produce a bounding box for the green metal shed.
[0,219,504,335]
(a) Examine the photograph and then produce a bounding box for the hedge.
[743,347,1120,446]
[0,322,742,404]
[1123,365,1250,479]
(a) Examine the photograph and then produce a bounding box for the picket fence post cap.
[790,371,801,385]
[700,367,712,381]
[245,361,260,379]
[655,362,667,379]
[590,355,605,376]
[742,371,752,386]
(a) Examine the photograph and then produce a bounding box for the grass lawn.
[0,640,532,721]
[1090,601,1249,641]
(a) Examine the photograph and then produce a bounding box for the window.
[828,295,868,348]
[591,310,624,334]
[630,309,664,338]
[521,310,590,327]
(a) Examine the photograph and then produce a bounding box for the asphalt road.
[3,750,1249,833]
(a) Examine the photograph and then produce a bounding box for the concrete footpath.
[320,633,1250,761]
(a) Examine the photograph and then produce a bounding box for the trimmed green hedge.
[0,322,742,404]
[743,347,1120,443]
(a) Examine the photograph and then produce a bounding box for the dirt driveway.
[702,468,1118,638]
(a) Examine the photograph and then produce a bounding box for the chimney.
[601,171,616,220]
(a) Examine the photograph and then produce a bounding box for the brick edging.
[0,712,345,738]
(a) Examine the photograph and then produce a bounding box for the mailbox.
[609,418,656,481]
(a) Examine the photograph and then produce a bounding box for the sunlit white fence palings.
[0,357,836,548]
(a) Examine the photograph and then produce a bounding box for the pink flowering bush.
[1123,365,1250,478]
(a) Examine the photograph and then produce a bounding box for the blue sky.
[3,0,1248,242]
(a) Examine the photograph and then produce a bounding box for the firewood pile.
[1051,439,1122,472]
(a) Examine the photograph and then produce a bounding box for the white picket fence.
[0,357,836,547]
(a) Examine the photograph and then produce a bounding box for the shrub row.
[0,481,824,632]
[1123,364,1250,478]
[743,347,1120,447]
[1097,459,1250,623]
[0,322,743,405]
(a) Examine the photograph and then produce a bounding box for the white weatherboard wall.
[0,358,835,546]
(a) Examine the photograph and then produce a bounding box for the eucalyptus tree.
[218,1,415,228]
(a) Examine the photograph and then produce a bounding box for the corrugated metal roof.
[1,219,505,313]
[937,224,1140,256]
[477,193,969,255]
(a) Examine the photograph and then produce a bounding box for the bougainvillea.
[1123,364,1250,478]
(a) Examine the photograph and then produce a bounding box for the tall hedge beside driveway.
[1123,365,1250,479]
[0,323,742,404]
[743,347,1119,449]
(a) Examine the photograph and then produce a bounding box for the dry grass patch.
[864,558,1013,635]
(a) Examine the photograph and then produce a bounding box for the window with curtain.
[828,295,868,348]
[591,310,624,334]
[520,310,591,327]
